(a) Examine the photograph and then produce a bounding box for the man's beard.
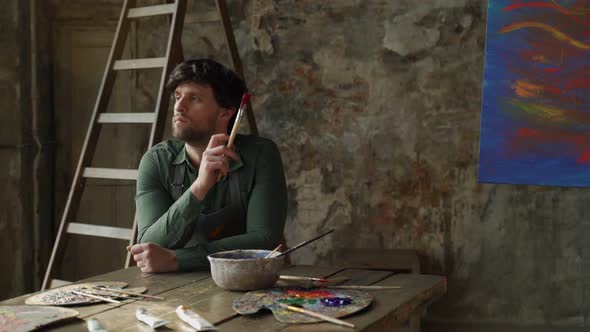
[172,124,214,145]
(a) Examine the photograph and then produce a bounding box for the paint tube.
[135,308,169,328]
[86,318,108,332]
[176,305,217,331]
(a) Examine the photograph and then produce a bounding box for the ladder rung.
[128,4,175,18]
[67,222,134,240]
[83,167,138,180]
[113,58,166,70]
[98,113,155,123]
[49,278,72,289]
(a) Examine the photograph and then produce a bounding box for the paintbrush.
[277,303,354,328]
[278,276,350,288]
[279,276,349,283]
[279,275,330,282]
[217,92,251,182]
[94,286,165,300]
[71,290,121,304]
[264,244,283,259]
[276,229,335,258]
[82,289,139,301]
[326,285,402,290]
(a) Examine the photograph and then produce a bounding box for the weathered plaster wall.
[0,1,31,297]
[0,0,54,300]
[4,0,590,328]
[182,0,588,326]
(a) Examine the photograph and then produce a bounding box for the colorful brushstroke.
[232,287,372,324]
[0,306,79,332]
[479,0,590,186]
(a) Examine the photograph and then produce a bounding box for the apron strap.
[171,163,186,201]
[228,170,245,217]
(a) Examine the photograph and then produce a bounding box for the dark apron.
[170,163,246,248]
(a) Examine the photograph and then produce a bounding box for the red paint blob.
[286,289,334,299]
[577,151,590,164]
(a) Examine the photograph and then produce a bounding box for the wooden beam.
[113,57,166,70]
[98,113,155,123]
[83,167,138,180]
[127,4,175,18]
[67,222,134,240]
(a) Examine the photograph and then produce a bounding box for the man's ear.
[220,106,237,120]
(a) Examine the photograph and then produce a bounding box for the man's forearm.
[174,230,279,271]
[137,188,204,248]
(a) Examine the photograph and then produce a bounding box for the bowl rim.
[207,249,284,262]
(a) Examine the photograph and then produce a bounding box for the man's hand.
[127,243,178,273]
[191,134,239,200]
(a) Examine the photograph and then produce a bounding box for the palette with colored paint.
[25,282,141,306]
[233,287,373,324]
[0,305,78,332]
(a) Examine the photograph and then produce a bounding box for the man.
[128,59,287,273]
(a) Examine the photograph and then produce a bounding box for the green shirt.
[135,134,288,271]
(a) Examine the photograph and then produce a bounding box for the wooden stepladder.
[42,0,186,290]
[43,0,259,290]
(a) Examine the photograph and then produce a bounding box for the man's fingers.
[205,144,238,160]
[207,134,230,149]
[204,160,229,174]
[133,253,146,262]
[129,244,148,255]
[221,146,239,161]
[205,155,232,166]
[206,145,239,161]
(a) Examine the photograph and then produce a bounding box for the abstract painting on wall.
[479,0,590,187]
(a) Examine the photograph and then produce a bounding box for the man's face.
[172,81,226,144]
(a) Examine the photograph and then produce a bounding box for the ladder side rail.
[127,0,187,268]
[148,0,187,149]
[42,0,137,290]
[215,0,258,136]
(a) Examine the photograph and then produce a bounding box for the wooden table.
[1,265,446,331]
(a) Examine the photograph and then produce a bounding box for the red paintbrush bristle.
[241,92,251,106]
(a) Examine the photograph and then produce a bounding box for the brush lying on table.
[327,285,402,290]
[278,275,350,287]
[70,286,164,304]
[93,286,165,300]
[71,290,121,304]
[277,302,354,328]
[277,276,402,289]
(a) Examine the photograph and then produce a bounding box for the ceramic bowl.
[207,249,285,291]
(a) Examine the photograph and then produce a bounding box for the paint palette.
[233,287,373,324]
[0,305,78,332]
[25,282,132,306]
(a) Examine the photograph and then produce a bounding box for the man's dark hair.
[167,59,246,134]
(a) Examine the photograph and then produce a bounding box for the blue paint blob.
[320,297,353,307]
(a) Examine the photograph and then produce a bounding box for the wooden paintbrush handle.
[71,290,121,304]
[277,303,354,328]
[216,93,251,182]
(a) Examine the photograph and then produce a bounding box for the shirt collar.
[172,144,189,165]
